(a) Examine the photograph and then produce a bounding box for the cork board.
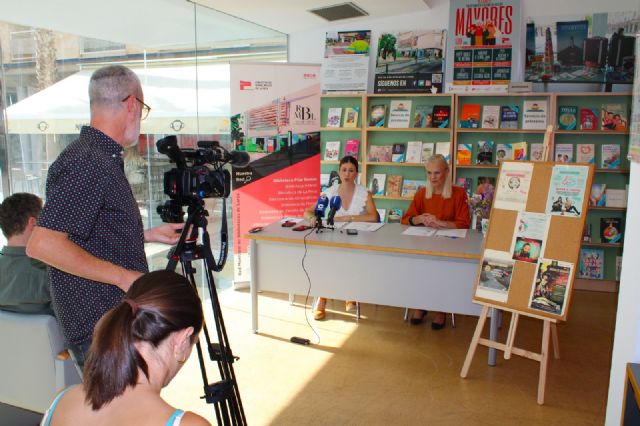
[472,161,594,322]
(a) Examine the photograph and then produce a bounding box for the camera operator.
[27,65,183,369]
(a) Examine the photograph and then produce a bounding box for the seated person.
[401,154,470,329]
[304,155,378,320]
[40,270,210,425]
[0,193,52,315]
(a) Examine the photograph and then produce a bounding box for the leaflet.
[402,227,437,237]
[344,222,384,232]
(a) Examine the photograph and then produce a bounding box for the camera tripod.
[166,198,246,425]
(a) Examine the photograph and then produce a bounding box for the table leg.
[250,240,258,333]
[488,307,499,366]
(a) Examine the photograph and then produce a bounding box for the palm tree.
[377,33,397,61]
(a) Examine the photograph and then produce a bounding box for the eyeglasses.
[122,95,151,120]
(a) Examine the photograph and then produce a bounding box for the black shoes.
[431,313,446,330]
[410,310,428,325]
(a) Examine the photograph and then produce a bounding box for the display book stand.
[460,131,594,404]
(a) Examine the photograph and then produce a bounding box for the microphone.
[314,193,329,227]
[228,150,250,167]
[327,195,342,226]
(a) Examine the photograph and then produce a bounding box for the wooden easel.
[460,303,560,404]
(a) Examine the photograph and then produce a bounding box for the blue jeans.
[67,339,91,379]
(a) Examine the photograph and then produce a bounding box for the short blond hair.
[424,154,452,199]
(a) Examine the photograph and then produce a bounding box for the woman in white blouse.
[304,156,378,320]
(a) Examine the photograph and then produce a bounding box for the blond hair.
[424,154,452,199]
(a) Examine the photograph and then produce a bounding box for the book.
[616,255,623,281]
[435,142,451,162]
[530,143,544,161]
[459,104,481,128]
[369,104,386,127]
[421,142,435,162]
[405,141,423,164]
[343,107,359,128]
[320,173,330,192]
[589,183,606,207]
[369,173,386,196]
[401,180,423,198]
[368,145,392,162]
[582,223,592,242]
[413,105,433,128]
[522,100,548,130]
[476,140,494,165]
[327,107,342,127]
[457,143,472,165]
[601,144,621,169]
[386,175,403,197]
[376,208,387,223]
[387,208,403,223]
[512,142,527,161]
[605,189,627,208]
[266,138,276,153]
[344,139,360,159]
[481,105,500,129]
[580,108,598,130]
[576,144,595,164]
[324,141,341,160]
[558,106,578,130]
[499,106,519,129]
[388,100,412,128]
[556,20,588,67]
[495,143,513,164]
[600,217,622,244]
[601,104,628,131]
[554,144,573,163]
[391,143,406,162]
[578,248,604,279]
[456,177,473,196]
[432,105,451,128]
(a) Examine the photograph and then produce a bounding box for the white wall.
[289,0,640,423]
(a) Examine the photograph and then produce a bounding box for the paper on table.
[402,227,437,237]
[435,228,468,238]
[344,222,384,232]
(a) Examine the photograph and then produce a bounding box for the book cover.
[369,104,386,127]
[386,175,403,197]
[616,255,622,281]
[368,145,392,162]
[605,189,627,208]
[435,142,451,162]
[580,108,599,130]
[344,139,360,159]
[601,104,628,131]
[476,140,494,165]
[601,144,621,169]
[343,106,359,128]
[499,106,519,129]
[600,217,622,243]
[582,223,592,243]
[578,248,604,279]
[522,100,548,130]
[432,105,451,128]
[482,105,500,129]
[530,143,544,161]
[529,258,573,316]
[556,20,588,67]
[387,208,403,223]
[405,141,423,164]
[512,142,527,161]
[413,105,433,128]
[320,173,330,192]
[554,144,573,163]
[327,107,342,127]
[376,208,387,223]
[589,183,606,207]
[456,177,473,196]
[401,179,424,198]
[558,106,578,130]
[388,100,412,128]
[457,143,472,165]
[495,143,513,164]
[391,143,406,162]
[324,141,341,161]
[369,173,386,196]
[266,138,276,153]
[327,170,341,188]
[576,144,595,164]
[459,104,481,128]
[421,142,435,162]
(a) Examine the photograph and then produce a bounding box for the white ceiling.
[1,0,432,47]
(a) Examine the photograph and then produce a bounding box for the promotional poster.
[322,30,371,93]
[230,63,321,283]
[446,0,521,92]
[546,165,588,218]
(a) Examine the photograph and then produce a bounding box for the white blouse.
[324,183,369,217]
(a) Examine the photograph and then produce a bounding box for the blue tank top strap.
[165,409,185,426]
[42,386,74,426]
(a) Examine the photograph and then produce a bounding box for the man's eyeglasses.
[122,95,151,120]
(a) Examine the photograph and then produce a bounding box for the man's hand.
[144,223,184,245]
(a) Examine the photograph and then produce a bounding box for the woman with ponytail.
[40,270,210,425]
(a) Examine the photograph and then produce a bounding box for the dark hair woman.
[40,270,210,425]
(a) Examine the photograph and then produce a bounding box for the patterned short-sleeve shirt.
[38,126,148,346]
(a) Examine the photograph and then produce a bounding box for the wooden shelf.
[456,128,546,134]
[366,127,450,132]
[367,93,452,98]
[581,242,623,248]
[554,129,629,135]
[320,160,339,165]
[372,195,413,201]
[456,164,499,169]
[320,127,361,131]
[367,162,424,167]
[595,168,630,174]
[588,206,627,211]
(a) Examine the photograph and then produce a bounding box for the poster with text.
[374,30,446,94]
[446,0,521,93]
[322,30,371,93]
[529,258,574,316]
[546,165,588,218]
[476,249,514,303]
[230,63,321,283]
[493,161,533,211]
[510,211,549,263]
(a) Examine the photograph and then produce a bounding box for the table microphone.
[327,195,342,226]
[314,193,329,227]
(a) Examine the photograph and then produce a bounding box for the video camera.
[156,135,249,223]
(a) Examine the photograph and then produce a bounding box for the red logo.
[239,80,252,90]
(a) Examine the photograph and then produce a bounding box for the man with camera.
[26,65,183,368]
